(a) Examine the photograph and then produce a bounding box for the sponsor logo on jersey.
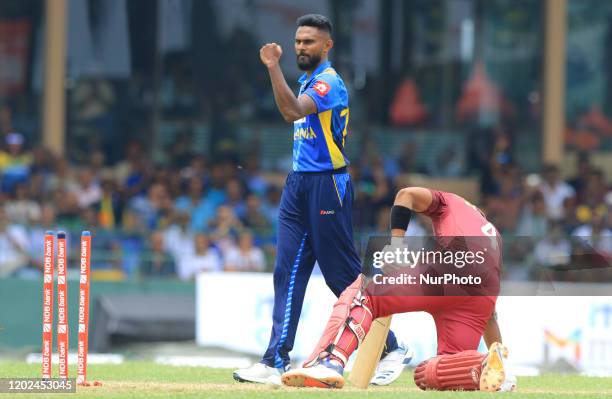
[313,80,330,96]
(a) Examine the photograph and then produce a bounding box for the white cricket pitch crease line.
[26,353,124,364]
[155,356,252,369]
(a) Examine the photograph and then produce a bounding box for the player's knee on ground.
[413,351,485,391]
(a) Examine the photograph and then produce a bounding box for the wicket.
[41,231,94,385]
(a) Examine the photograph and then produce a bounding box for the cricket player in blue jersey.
[234,14,411,386]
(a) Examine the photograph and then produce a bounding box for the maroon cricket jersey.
[422,189,503,282]
[422,190,498,237]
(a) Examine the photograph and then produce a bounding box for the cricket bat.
[348,315,392,389]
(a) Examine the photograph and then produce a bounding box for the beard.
[297,53,322,71]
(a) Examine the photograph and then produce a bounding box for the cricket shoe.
[500,374,517,392]
[281,359,345,388]
[480,342,510,392]
[233,363,285,385]
[370,342,414,386]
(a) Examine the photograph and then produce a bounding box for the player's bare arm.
[391,187,433,237]
[260,43,316,122]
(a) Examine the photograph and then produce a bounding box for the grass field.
[2,361,612,398]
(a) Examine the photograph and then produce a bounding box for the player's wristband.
[390,205,413,231]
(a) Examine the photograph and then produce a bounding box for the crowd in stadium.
[0,125,610,281]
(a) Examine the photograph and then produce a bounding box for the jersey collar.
[298,60,332,85]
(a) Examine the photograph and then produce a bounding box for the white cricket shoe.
[370,343,414,386]
[233,363,283,384]
[480,342,511,392]
[282,360,345,388]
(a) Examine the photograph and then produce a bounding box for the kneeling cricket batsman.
[282,187,516,391]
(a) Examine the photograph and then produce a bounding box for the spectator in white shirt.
[164,211,195,263]
[534,222,572,267]
[0,207,29,277]
[178,233,222,280]
[224,231,266,272]
[539,164,575,220]
[71,168,102,209]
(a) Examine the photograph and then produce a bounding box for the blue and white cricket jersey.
[293,61,350,172]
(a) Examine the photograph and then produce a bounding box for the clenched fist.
[260,43,283,68]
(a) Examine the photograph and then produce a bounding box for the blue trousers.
[262,171,398,368]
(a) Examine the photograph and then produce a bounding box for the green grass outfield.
[2,361,612,398]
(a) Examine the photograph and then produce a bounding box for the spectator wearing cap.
[0,132,32,194]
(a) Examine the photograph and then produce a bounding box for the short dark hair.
[296,14,332,35]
